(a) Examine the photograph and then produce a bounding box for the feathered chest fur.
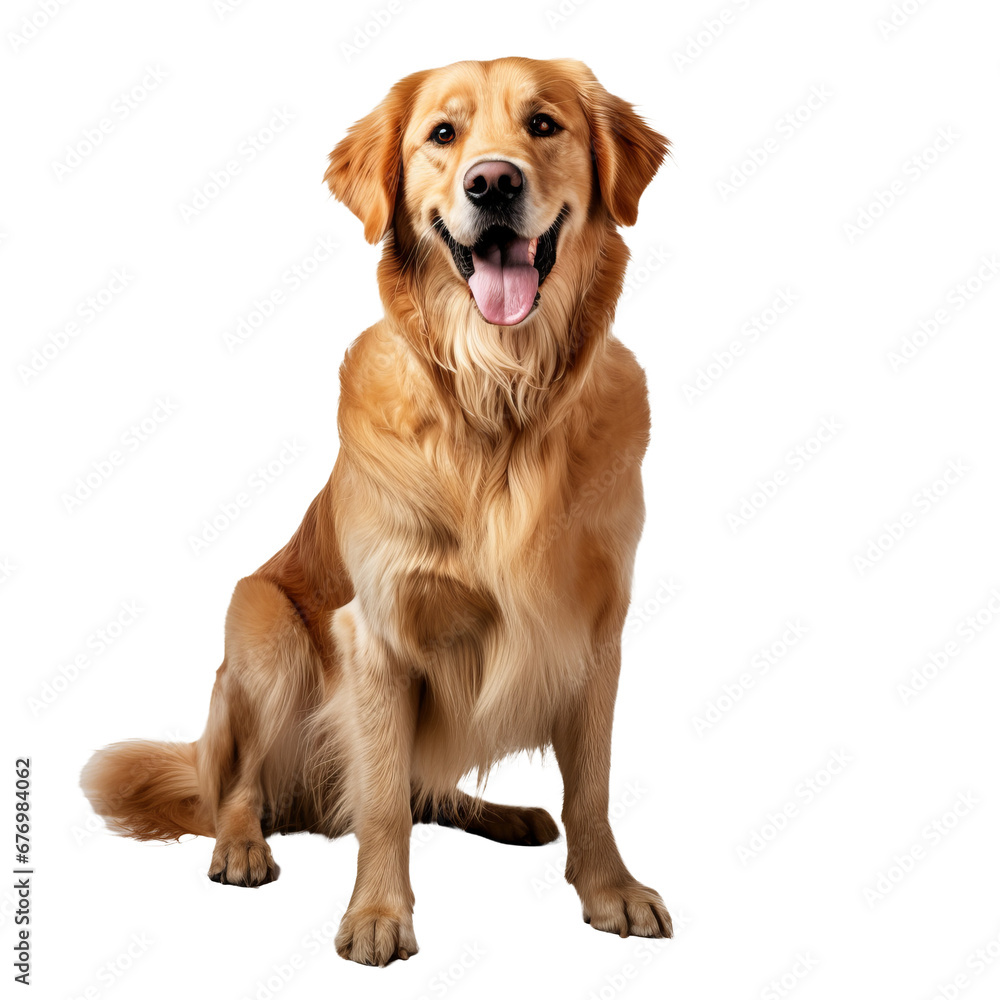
[343,420,639,748]
[330,323,649,763]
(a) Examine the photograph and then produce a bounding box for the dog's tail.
[81,740,214,841]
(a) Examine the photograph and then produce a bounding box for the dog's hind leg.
[201,575,321,887]
[413,790,559,846]
[207,754,278,887]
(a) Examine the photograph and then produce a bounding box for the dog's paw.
[208,838,279,887]
[335,905,418,966]
[495,805,560,846]
[578,878,672,939]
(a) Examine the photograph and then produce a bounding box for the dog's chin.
[433,208,568,328]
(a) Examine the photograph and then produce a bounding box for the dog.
[82,56,670,966]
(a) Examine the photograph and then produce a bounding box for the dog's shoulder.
[337,322,439,437]
[602,335,649,401]
[576,336,650,459]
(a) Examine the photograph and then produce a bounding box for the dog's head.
[325,58,668,330]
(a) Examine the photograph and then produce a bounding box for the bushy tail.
[81,740,214,841]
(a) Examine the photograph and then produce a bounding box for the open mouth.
[433,207,568,327]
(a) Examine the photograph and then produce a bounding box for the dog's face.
[326,58,667,329]
[402,61,591,327]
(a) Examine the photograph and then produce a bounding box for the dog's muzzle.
[434,206,568,327]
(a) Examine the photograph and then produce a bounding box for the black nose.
[464,160,523,208]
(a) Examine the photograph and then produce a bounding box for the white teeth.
[528,237,537,266]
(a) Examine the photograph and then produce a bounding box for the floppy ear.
[324,71,428,244]
[581,75,669,227]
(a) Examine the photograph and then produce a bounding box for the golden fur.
[82,56,670,966]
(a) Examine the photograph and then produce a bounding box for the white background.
[4,0,1000,997]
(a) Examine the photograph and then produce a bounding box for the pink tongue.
[468,238,539,326]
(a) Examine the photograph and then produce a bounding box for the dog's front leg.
[334,601,420,966]
[552,639,673,940]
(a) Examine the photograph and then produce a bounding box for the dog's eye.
[529,114,559,137]
[432,123,456,145]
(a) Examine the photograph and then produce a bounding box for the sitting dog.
[82,56,671,966]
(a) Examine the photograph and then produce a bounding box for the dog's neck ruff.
[378,222,628,438]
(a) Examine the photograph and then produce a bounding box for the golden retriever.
[82,56,670,966]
